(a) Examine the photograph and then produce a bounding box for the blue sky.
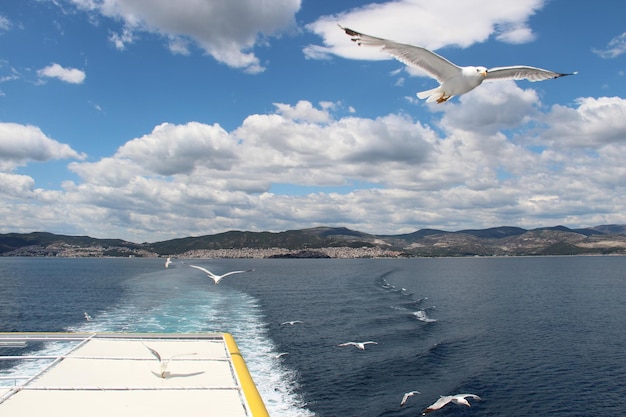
[1,0,625,242]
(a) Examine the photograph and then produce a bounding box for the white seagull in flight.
[281,320,303,326]
[340,26,576,103]
[143,344,197,378]
[189,265,254,284]
[337,341,378,350]
[164,257,172,268]
[400,390,421,407]
[422,393,481,414]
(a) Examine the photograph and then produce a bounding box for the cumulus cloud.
[70,121,239,186]
[3,90,626,242]
[304,0,544,61]
[66,0,301,73]
[0,172,35,198]
[273,100,334,123]
[540,96,626,148]
[37,63,86,84]
[0,122,86,171]
[593,32,626,59]
[438,81,540,135]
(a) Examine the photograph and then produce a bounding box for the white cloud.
[304,0,544,61]
[167,36,191,55]
[109,27,134,50]
[593,32,626,59]
[3,91,626,242]
[69,121,239,185]
[495,22,536,44]
[37,63,86,84]
[438,81,540,135]
[273,100,334,123]
[541,96,626,148]
[0,65,20,85]
[0,123,87,171]
[0,15,11,31]
[67,0,302,73]
[0,172,35,198]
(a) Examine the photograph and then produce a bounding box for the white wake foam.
[413,309,438,323]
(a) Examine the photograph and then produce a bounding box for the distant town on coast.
[2,225,626,259]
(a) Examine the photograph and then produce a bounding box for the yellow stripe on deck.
[223,333,270,417]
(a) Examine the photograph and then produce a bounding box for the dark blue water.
[1,256,625,416]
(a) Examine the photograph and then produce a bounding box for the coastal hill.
[2,225,626,258]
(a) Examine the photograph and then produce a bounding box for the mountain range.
[2,224,626,258]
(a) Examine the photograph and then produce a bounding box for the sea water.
[1,256,625,416]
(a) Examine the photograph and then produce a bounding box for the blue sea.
[1,256,625,416]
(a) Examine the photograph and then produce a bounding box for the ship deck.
[0,332,269,417]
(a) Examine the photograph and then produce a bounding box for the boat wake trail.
[17,268,314,417]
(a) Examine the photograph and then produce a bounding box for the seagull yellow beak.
[480,70,487,78]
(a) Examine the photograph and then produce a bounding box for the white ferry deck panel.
[0,333,269,417]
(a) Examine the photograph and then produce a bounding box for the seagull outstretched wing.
[485,65,575,82]
[401,390,420,406]
[190,265,254,284]
[340,26,460,83]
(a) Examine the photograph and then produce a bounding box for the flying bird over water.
[281,320,303,326]
[144,344,197,378]
[164,257,172,268]
[189,265,254,284]
[422,393,481,414]
[337,341,378,350]
[340,26,576,103]
[83,312,92,321]
[401,390,421,407]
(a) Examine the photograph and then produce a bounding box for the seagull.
[401,390,421,407]
[281,320,303,326]
[164,257,172,268]
[144,344,197,378]
[337,341,378,350]
[422,394,481,414]
[189,265,254,284]
[340,26,576,103]
[83,312,92,321]
[275,352,289,359]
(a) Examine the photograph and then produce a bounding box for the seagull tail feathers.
[417,87,444,103]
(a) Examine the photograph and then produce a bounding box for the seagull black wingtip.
[338,25,361,39]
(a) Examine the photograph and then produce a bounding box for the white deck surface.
[0,333,259,417]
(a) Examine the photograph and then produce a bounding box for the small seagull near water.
[83,312,92,321]
[422,394,481,414]
[189,265,254,284]
[144,344,197,378]
[281,320,303,326]
[400,390,421,407]
[340,26,576,103]
[164,257,172,268]
[337,341,378,350]
[275,352,289,359]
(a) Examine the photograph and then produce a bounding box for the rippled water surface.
[1,256,625,416]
